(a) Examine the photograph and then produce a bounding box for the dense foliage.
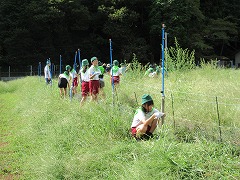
[0,0,239,66]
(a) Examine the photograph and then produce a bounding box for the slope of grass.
[0,68,239,179]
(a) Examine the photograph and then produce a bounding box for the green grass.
[0,67,240,179]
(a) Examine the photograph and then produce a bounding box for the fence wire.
[162,90,240,145]
[1,68,239,145]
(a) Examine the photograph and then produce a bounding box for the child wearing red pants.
[89,57,101,101]
[109,60,122,85]
[79,59,90,106]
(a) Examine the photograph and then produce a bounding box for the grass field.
[0,66,240,179]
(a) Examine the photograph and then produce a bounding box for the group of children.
[44,59,166,141]
[57,57,123,106]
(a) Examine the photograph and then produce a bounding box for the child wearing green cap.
[58,65,71,98]
[98,61,106,99]
[109,60,122,85]
[79,59,90,106]
[131,94,165,140]
[70,65,79,96]
[89,57,101,101]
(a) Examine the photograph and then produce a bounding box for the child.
[44,60,52,85]
[79,59,90,106]
[131,94,165,140]
[89,57,101,101]
[109,60,122,85]
[98,61,106,99]
[58,65,71,98]
[70,64,79,96]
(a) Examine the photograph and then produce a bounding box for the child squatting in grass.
[131,94,165,140]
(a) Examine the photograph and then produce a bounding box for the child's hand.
[154,112,164,119]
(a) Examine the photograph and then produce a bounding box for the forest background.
[0,0,240,68]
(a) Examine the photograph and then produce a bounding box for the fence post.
[215,96,222,142]
[8,66,10,77]
[161,24,166,126]
[30,65,32,76]
[171,93,175,129]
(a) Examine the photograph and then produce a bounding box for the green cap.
[148,67,154,73]
[141,94,153,105]
[63,71,69,76]
[46,60,51,65]
[91,57,97,62]
[82,59,89,66]
[113,60,119,66]
[65,65,71,71]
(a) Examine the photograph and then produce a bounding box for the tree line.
[0,0,239,67]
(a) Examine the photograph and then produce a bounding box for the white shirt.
[44,65,51,78]
[110,66,121,76]
[59,73,70,82]
[80,68,90,82]
[70,69,77,79]
[89,65,101,80]
[131,108,163,127]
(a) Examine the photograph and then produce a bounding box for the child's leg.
[148,119,158,133]
[80,96,87,106]
[63,88,67,98]
[136,115,157,135]
[59,88,63,98]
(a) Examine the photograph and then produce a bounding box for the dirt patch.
[0,174,20,180]
[0,142,8,148]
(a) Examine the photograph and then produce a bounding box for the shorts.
[58,78,68,88]
[111,76,120,84]
[89,80,100,95]
[73,77,78,87]
[81,81,89,96]
[131,125,151,137]
[99,79,105,88]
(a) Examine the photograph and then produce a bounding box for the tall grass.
[0,65,240,179]
[165,39,195,71]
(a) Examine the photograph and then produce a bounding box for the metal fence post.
[171,93,175,129]
[30,65,32,76]
[215,96,222,142]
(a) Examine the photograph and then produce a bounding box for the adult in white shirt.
[131,94,165,140]
[44,60,52,85]
[89,57,101,101]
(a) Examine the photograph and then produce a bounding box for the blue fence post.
[78,49,81,72]
[161,24,166,125]
[60,55,62,74]
[109,39,114,105]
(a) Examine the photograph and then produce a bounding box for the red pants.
[89,80,100,95]
[111,76,120,85]
[81,81,89,96]
[131,125,151,136]
[73,77,78,87]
